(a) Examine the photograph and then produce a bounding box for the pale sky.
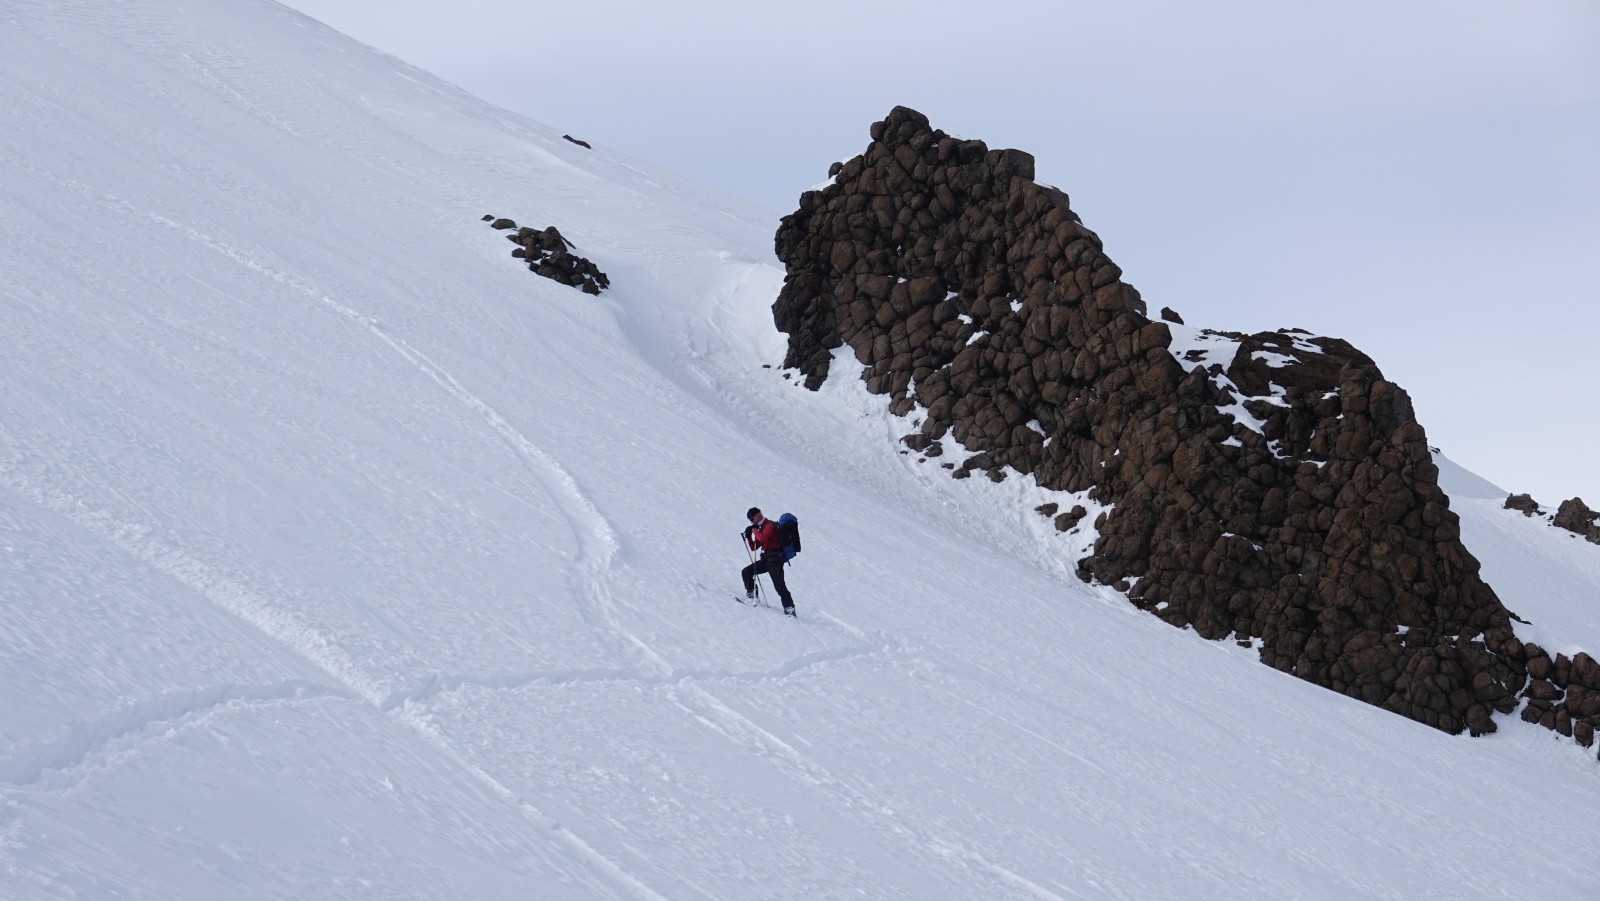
[283,0,1600,509]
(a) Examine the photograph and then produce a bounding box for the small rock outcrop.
[1504,493,1543,517]
[482,217,610,295]
[1503,491,1600,545]
[1519,644,1600,746]
[1553,497,1600,544]
[773,106,1597,751]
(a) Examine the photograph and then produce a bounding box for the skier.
[741,507,796,616]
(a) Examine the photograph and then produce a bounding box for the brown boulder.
[1503,493,1542,517]
[1553,497,1600,543]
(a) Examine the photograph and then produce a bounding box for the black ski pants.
[742,552,794,608]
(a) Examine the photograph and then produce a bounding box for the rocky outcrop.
[1553,497,1600,544]
[773,106,1597,750]
[1519,645,1600,746]
[483,216,610,295]
[1502,492,1600,545]
[1504,493,1543,517]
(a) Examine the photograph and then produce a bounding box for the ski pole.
[740,531,767,606]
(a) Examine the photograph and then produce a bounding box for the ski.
[732,595,796,618]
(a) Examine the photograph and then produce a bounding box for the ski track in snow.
[378,641,902,711]
[4,184,1060,896]
[101,192,1072,897]
[1,476,388,701]
[661,679,1069,901]
[0,186,670,897]
[2,456,669,901]
[378,319,1066,898]
[0,681,344,788]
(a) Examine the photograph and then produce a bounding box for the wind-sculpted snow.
[3,1,1600,898]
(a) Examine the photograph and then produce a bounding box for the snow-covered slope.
[2,2,1598,897]
[1434,455,1600,658]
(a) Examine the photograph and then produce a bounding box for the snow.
[1163,322,1241,369]
[1252,350,1297,368]
[1212,375,1276,439]
[1435,448,1510,501]
[1431,449,1600,654]
[1163,324,1293,449]
[2,1,1599,898]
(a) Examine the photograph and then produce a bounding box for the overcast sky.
[282,0,1600,508]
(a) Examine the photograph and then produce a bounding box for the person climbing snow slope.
[741,506,796,617]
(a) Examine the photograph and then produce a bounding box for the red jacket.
[746,519,783,554]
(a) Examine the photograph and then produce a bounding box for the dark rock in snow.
[1055,505,1087,532]
[1553,497,1600,544]
[484,218,610,294]
[1504,493,1542,517]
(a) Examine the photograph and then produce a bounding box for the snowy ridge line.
[0,680,346,788]
[1,477,390,704]
[379,641,904,710]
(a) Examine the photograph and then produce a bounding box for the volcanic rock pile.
[1554,497,1600,544]
[484,216,609,295]
[1504,492,1600,546]
[774,106,1598,750]
[1504,493,1543,517]
[1519,644,1600,746]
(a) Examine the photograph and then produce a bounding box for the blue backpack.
[777,513,802,561]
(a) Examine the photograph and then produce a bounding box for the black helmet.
[746,507,761,521]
